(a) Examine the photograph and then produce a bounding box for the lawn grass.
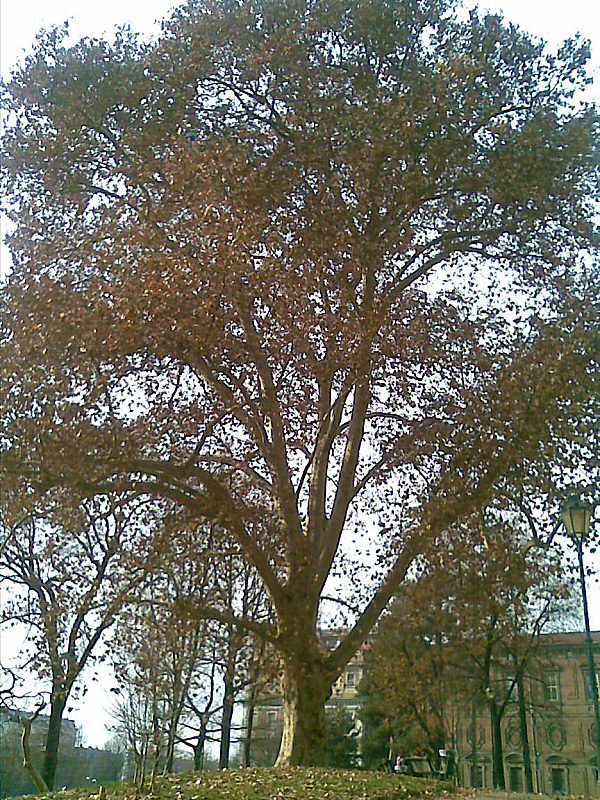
[26,768,461,800]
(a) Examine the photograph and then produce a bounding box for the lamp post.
[561,494,600,784]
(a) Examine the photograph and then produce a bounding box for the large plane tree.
[1,0,598,765]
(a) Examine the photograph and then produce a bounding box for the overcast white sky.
[1,0,599,748]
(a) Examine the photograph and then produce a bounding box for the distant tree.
[176,635,223,771]
[440,519,573,790]
[109,683,157,785]
[360,598,452,767]
[361,513,573,786]
[1,684,121,794]
[110,524,271,774]
[213,556,272,768]
[110,528,212,781]
[2,0,598,765]
[323,706,360,769]
[241,637,280,768]
[0,500,147,789]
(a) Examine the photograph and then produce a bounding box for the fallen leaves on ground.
[20,768,469,800]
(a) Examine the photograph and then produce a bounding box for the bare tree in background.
[0,500,148,789]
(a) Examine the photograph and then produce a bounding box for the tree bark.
[164,740,175,774]
[244,692,256,767]
[164,701,185,774]
[516,672,534,793]
[193,717,208,771]
[219,671,235,768]
[489,700,505,790]
[244,641,266,767]
[41,692,67,790]
[21,715,49,793]
[274,653,334,767]
[470,698,479,787]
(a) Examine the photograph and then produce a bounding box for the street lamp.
[562,494,600,784]
[562,496,592,543]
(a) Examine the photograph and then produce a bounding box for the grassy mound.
[29,768,460,800]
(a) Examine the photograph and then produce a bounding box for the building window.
[346,672,356,688]
[544,672,560,702]
[509,766,523,793]
[551,767,566,794]
[583,670,600,701]
[470,764,484,788]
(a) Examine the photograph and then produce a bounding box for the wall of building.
[454,633,599,797]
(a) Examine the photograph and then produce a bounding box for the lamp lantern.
[561,494,592,541]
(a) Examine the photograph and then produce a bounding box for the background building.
[454,632,599,796]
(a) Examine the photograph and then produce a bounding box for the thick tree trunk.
[274,655,334,767]
[490,701,505,790]
[193,713,210,770]
[164,741,175,774]
[41,693,66,790]
[149,709,162,786]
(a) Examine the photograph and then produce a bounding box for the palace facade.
[453,631,599,797]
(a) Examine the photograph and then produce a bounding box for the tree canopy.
[1,0,598,765]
